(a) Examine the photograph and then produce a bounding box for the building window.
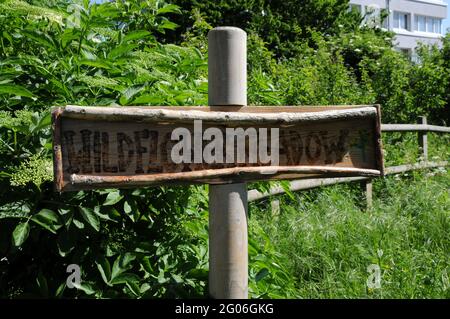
[398,48,415,61]
[394,11,409,30]
[399,48,411,57]
[433,18,442,34]
[415,15,442,34]
[416,15,426,32]
[427,17,433,33]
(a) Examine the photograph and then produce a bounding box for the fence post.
[208,27,248,299]
[418,116,428,161]
[364,179,373,210]
[271,199,280,216]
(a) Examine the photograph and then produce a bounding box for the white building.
[349,0,448,56]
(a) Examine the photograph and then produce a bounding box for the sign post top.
[208,26,247,106]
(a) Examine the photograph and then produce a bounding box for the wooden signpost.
[52,27,384,299]
[52,105,383,191]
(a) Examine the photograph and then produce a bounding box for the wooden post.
[418,116,428,161]
[271,199,280,216]
[364,179,373,210]
[208,27,248,299]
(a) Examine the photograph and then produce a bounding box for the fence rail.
[381,124,450,133]
[248,117,449,205]
[248,161,448,202]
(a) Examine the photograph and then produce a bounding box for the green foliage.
[0,0,210,298]
[251,170,449,298]
[169,0,356,58]
[382,132,450,167]
[410,44,449,124]
[0,0,207,111]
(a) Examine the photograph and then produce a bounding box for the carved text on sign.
[61,123,367,175]
[52,106,383,191]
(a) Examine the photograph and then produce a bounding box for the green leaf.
[55,282,66,298]
[156,4,181,15]
[73,282,96,295]
[131,94,162,105]
[78,207,100,231]
[280,180,295,201]
[93,206,117,222]
[2,31,12,44]
[12,222,30,246]
[171,273,183,283]
[57,229,76,257]
[123,30,151,42]
[72,218,84,229]
[0,84,34,97]
[21,30,55,49]
[103,191,123,206]
[30,111,51,133]
[120,86,144,105]
[31,209,62,234]
[78,59,112,69]
[96,257,111,286]
[60,29,79,48]
[36,271,49,297]
[123,201,132,214]
[110,273,139,285]
[140,283,151,294]
[126,280,141,296]
[120,253,136,268]
[158,19,179,32]
[140,256,154,274]
[111,253,135,281]
[157,270,169,284]
[188,268,208,280]
[255,268,270,282]
[81,49,97,61]
[107,43,137,60]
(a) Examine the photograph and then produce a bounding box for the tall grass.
[250,170,449,298]
[382,132,450,166]
[249,131,449,298]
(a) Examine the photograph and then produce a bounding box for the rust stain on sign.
[52,105,384,191]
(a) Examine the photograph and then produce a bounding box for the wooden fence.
[248,116,449,207]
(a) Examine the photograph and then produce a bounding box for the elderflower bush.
[9,154,53,187]
[0,0,213,299]
[0,0,65,24]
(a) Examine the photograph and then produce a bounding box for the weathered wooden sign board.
[52,104,384,192]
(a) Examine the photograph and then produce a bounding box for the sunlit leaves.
[31,209,62,234]
[78,207,100,231]
[12,222,30,246]
[103,191,123,206]
[122,30,152,43]
[0,84,34,98]
[96,256,112,286]
[156,4,182,16]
